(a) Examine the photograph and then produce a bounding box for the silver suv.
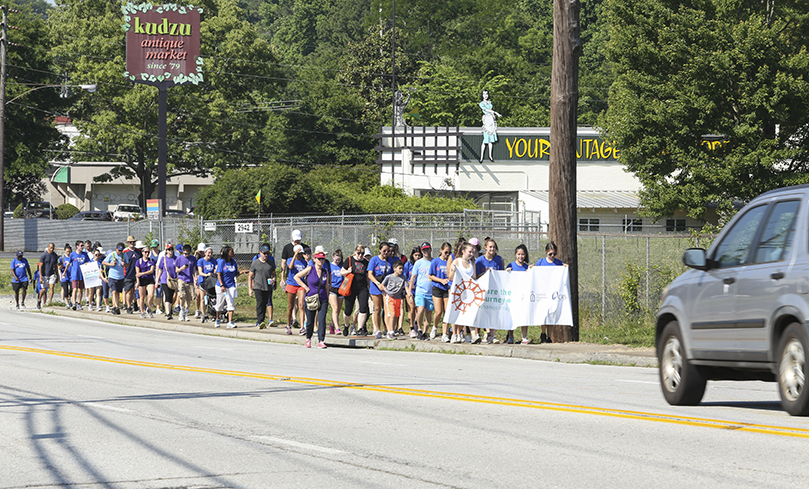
[657,184,809,415]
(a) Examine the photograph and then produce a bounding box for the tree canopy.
[600,0,809,220]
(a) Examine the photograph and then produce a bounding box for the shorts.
[42,275,57,288]
[415,294,434,311]
[432,287,449,299]
[102,280,110,299]
[139,278,155,287]
[216,286,237,312]
[285,283,302,294]
[61,281,72,295]
[108,278,124,294]
[178,281,195,304]
[71,280,85,290]
[385,296,401,318]
[12,281,28,293]
[123,278,137,291]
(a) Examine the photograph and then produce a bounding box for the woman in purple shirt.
[135,245,156,318]
[155,245,177,320]
[295,249,331,349]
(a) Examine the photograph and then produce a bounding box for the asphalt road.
[2,310,809,488]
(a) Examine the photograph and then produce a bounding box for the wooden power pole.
[549,0,581,342]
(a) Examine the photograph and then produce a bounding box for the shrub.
[56,203,80,220]
[12,203,22,219]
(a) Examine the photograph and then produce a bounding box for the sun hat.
[135,240,145,249]
[126,235,136,242]
[314,245,325,254]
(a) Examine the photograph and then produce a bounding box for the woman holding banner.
[429,242,453,342]
[536,241,566,343]
[446,242,476,344]
[474,238,504,344]
[506,244,531,345]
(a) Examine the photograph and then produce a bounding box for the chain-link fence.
[126,211,712,325]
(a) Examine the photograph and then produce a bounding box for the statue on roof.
[393,87,414,128]
[479,89,501,162]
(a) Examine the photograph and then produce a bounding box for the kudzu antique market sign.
[122,3,203,85]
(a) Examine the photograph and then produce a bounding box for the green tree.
[601,0,809,220]
[2,0,67,209]
[48,0,284,209]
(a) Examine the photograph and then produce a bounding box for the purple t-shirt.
[175,254,196,283]
[306,267,329,303]
[157,255,177,284]
[135,257,154,280]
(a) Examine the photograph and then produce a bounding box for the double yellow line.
[3,344,807,439]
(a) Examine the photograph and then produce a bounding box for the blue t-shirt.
[475,255,504,277]
[59,255,71,282]
[216,258,239,288]
[507,261,530,272]
[286,257,308,287]
[34,270,41,293]
[536,257,564,266]
[197,257,216,285]
[69,251,91,281]
[368,255,392,295]
[330,261,344,289]
[429,257,450,291]
[411,259,432,297]
[103,252,126,280]
[403,261,415,292]
[123,248,141,279]
[11,257,30,283]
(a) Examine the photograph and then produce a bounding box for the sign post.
[122,3,203,218]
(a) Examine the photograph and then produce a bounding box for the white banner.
[444,266,572,330]
[80,262,102,289]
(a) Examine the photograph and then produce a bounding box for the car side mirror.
[683,248,709,270]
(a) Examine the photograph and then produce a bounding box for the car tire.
[777,323,809,416]
[658,320,706,406]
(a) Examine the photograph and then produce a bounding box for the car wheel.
[658,320,706,406]
[777,323,809,416]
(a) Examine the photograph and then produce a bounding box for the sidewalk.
[34,303,658,367]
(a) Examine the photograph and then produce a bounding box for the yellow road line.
[3,344,806,438]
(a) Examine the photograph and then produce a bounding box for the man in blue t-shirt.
[11,250,33,309]
[68,240,91,310]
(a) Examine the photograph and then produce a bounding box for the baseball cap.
[313,251,326,258]
[293,244,303,253]
[420,242,431,250]
[96,247,105,254]
[259,244,271,253]
[302,247,312,254]
[16,250,23,256]
[150,239,159,248]
[175,244,183,252]
[291,229,302,241]
[388,238,398,246]
[364,247,372,257]
[197,243,206,252]
[468,237,480,246]
[166,243,174,250]
[116,244,125,251]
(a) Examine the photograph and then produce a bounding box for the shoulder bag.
[305,269,324,310]
[337,257,354,297]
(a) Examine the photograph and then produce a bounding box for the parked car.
[657,184,809,415]
[113,204,143,222]
[22,201,55,219]
[69,211,113,221]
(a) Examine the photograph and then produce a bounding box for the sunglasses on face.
[547,252,555,256]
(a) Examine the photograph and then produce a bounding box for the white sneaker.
[227,322,237,329]
[88,305,94,311]
[214,319,221,328]
[441,334,450,343]
[105,305,110,313]
[409,329,418,338]
[184,313,190,322]
[430,326,437,340]
[194,310,201,318]
[450,334,458,344]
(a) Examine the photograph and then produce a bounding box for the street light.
[0,79,97,250]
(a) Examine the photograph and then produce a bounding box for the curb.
[37,306,658,367]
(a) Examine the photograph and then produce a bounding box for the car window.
[712,204,768,268]
[753,200,799,263]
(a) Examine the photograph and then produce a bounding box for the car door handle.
[723,277,736,285]
[771,272,785,280]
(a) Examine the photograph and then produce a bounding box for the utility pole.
[548,0,581,342]
[0,5,8,251]
[390,0,396,185]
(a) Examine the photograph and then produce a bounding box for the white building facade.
[376,126,711,233]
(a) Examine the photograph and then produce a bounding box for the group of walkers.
[275,230,566,348]
[11,229,565,348]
